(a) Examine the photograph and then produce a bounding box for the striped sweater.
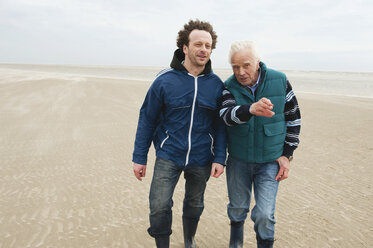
[219,80,301,158]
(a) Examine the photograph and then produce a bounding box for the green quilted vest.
[225,62,287,163]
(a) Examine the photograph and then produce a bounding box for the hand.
[275,156,290,181]
[250,97,275,117]
[133,163,147,181]
[211,163,224,178]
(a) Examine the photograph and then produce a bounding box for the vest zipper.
[253,94,257,162]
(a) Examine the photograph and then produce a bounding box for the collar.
[246,67,261,94]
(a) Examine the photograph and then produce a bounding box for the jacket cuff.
[236,104,252,121]
[213,156,227,166]
[132,153,147,165]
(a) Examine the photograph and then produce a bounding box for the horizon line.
[1,62,372,74]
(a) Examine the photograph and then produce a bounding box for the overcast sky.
[1,0,372,72]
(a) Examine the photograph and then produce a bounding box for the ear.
[183,44,188,55]
[256,60,260,70]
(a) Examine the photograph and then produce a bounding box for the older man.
[220,41,301,248]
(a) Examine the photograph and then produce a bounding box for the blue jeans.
[226,156,279,241]
[147,157,211,238]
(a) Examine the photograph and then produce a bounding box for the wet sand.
[0,66,372,247]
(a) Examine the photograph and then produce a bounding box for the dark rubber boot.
[256,234,274,248]
[183,217,199,248]
[155,235,170,248]
[229,221,244,248]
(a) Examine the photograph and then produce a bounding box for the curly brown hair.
[176,19,217,50]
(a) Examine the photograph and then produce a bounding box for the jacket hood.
[170,49,212,75]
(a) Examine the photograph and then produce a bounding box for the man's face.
[183,30,213,67]
[231,48,260,86]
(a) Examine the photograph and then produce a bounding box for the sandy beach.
[0,64,372,248]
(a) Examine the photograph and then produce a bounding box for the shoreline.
[296,91,373,99]
[1,62,373,74]
[1,65,372,99]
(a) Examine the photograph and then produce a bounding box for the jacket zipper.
[160,130,169,148]
[185,74,199,166]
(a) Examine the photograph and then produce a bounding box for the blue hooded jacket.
[132,49,226,167]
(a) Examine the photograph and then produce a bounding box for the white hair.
[228,41,261,64]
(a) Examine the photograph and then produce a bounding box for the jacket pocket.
[193,101,217,132]
[263,122,286,147]
[263,122,285,136]
[199,105,216,111]
[228,124,250,136]
[168,95,192,109]
[198,96,217,111]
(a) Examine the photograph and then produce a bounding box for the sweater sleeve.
[132,80,163,165]
[282,80,301,157]
[219,86,253,126]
